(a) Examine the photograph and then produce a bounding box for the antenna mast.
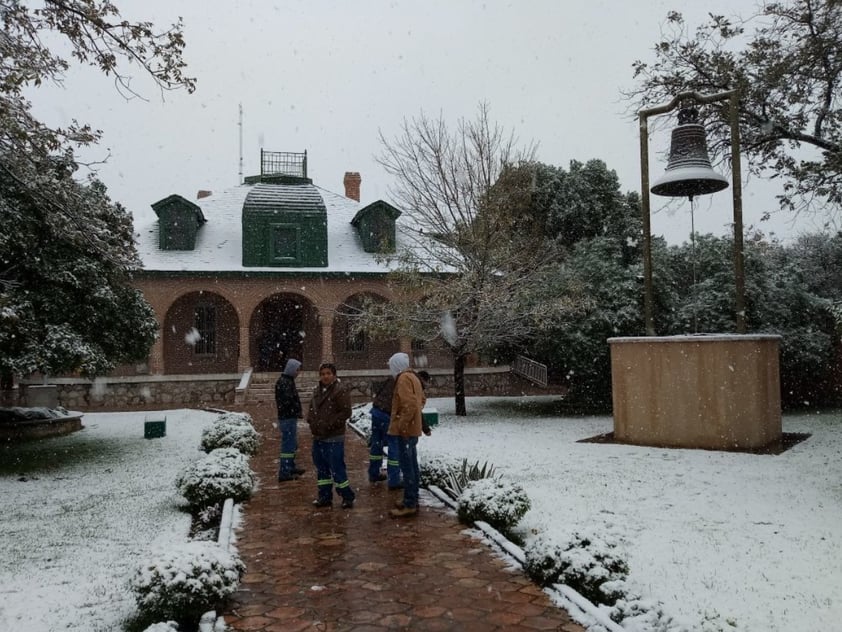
[238,103,244,185]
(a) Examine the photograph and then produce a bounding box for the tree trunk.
[0,370,14,407]
[454,352,467,416]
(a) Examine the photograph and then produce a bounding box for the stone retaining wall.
[19,368,561,412]
[19,376,239,411]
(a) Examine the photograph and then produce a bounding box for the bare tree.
[359,103,583,416]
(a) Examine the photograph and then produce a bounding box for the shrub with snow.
[200,418,260,455]
[216,411,253,426]
[130,541,245,623]
[176,447,256,509]
[141,622,180,632]
[523,531,629,606]
[348,404,371,438]
[419,454,462,488]
[456,477,531,535]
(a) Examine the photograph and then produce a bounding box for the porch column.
[399,336,412,354]
[320,313,334,363]
[237,325,251,372]
[147,336,165,374]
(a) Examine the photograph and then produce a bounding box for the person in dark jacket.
[275,358,305,482]
[368,374,402,488]
[306,363,355,509]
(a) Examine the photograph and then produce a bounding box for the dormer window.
[151,194,206,251]
[351,201,402,254]
[241,182,328,267]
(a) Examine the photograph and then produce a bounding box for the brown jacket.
[307,379,351,440]
[387,370,426,437]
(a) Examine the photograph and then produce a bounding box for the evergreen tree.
[0,155,157,378]
[0,1,194,384]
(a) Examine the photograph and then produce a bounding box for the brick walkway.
[221,405,586,632]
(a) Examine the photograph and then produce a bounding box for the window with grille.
[345,321,367,352]
[194,304,217,355]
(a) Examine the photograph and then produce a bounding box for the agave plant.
[443,458,497,497]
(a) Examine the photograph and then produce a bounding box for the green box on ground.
[422,408,439,427]
[144,414,167,439]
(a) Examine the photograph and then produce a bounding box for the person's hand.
[423,426,432,437]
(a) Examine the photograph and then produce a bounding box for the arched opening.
[334,292,399,370]
[163,291,239,374]
[250,294,320,372]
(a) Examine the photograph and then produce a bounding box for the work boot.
[389,506,418,518]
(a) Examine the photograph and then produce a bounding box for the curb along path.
[222,404,586,631]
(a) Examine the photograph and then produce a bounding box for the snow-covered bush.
[141,622,180,632]
[604,590,684,632]
[456,477,531,535]
[176,447,255,509]
[523,531,629,606]
[200,417,260,455]
[216,411,253,426]
[190,502,224,541]
[419,454,462,488]
[348,404,371,438]
[130,541,245,623]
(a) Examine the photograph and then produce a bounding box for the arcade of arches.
[133,277,450,375]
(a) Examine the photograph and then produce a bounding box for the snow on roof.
[134,183,409,274]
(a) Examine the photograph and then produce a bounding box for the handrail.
[511,355,548,387]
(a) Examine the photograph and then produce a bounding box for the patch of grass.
[0,434,136,477]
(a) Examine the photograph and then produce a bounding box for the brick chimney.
[197,190,212,200]
[343,172,361,202]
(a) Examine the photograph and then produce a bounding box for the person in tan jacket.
[306,363,355,509]
[386,352,431,518]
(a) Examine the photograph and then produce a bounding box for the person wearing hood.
[386,352,431,518]
[275,358,305,482]
[306,362,355,509]
[368,366,402,489]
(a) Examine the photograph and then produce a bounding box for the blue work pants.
[277,418,298,479]
[312,438,355,503]
[368,408,402,486]
[394,436,419,509]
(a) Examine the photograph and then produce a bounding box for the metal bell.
[650,107,729,199]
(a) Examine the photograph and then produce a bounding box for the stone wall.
[19,367,562,412]
[19,375,239,411]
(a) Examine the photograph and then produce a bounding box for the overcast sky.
[32,0,835,244]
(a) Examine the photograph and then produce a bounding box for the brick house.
[28,151,538,410]
[108,151,458,406]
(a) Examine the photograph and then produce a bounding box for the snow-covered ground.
[0,409,215,632]
[414,396,842,632]
[3,400,840,631]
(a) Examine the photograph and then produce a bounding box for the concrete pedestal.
[608,334,782,450]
